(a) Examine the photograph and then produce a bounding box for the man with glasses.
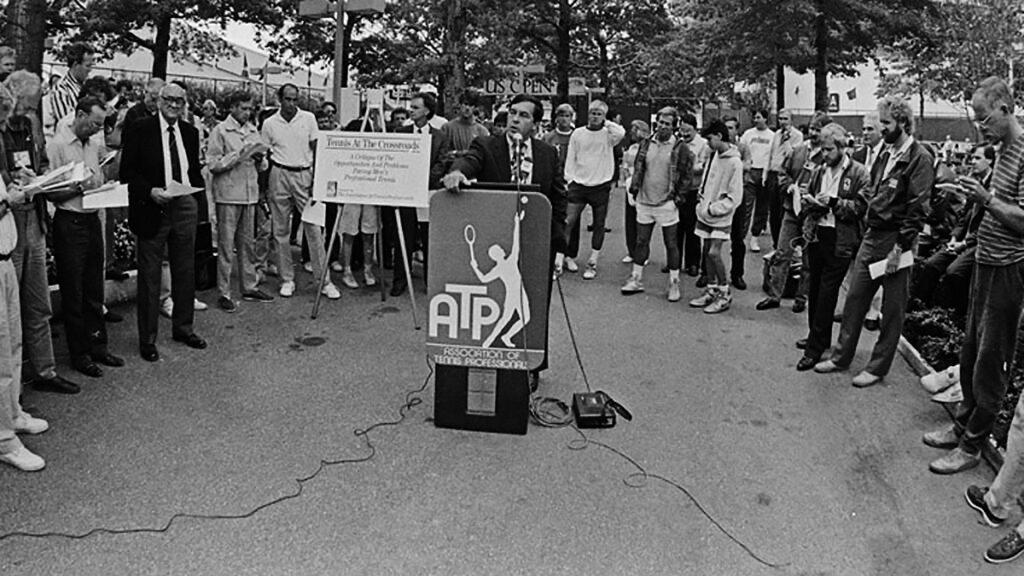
[120,83,208,362]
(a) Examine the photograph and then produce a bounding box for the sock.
[589,250,600,264]
[669,270,680,282]
[632,264,644,279]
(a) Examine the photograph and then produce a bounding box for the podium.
[427,186,551,435]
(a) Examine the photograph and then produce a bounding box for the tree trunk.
[151,11,173,78]
[342,14,357,88]
[443,0,468,118]
[555,0,571,105]
[813,1,829,112]
[4,0,48,75]
[775,63,785,112]
[597,36,610,96]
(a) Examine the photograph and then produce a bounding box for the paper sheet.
[868,250,914,279]
[301,200,326,227]
[166,180,203,198]
[82,183,129,209]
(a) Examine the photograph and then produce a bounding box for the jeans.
[10,210,55,381]
[765,210,809,303]
[216,203,258,298]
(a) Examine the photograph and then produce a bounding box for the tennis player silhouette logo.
[464,209,531,348]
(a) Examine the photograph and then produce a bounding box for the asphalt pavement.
[0,194,1011,575]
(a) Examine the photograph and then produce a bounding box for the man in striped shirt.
[42,42,94,137]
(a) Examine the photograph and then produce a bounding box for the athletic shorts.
[694,220,731,240]
[567,181,612,206]
[636,202,679,227]
[340,204,378,235]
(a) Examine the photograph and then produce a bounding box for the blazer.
[452,134,568,255]
[396,123,450,191]
[120,115,205,238]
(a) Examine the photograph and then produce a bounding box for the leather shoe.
[929,447,981,475]
[864,317,880,331]
[792,300,806,313]
[103,310,124,323]
[695,275,708,288]
[852,370,883,388]
[756,298,781,311]
[72,358,103,378]
[390,281,407,297]
[529,371,539,394]
[685,266,700,277]
[91,352,125,367]
[795,338,807,350]
[33,374,81,394]
[796,356,818,371]
[731,276,747,290]
[140,345,160,362]
[173,333,208,350]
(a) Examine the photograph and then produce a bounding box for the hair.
[78,76,115,103]
[877,95,915,133]
[410,91,436,117]
[776,108,792,119]
[0,83,14,115]
[390,107,408,121]
[975,76,1015,114]
[809,110,832,129]
[63,42,95,67]
[493,110,508,126]
[701,119,730,143]
[630,119,650,135]
[818,123,848,147]
[656,106,680,126]
[970,143,997,162]
[722,114,739,125]
[460,89,481,107]
[224,90,252,110]
[202,99,217,109]
[276,83,299,100]
[753,109,769,121]
[861,112,880,129]
[75,95,106,116]
[510,93,544,123]
[554,102,575,118]
[115,79,135,93]
[4,70,41,110]
[0,46,14,60]
[679,112,698,129]
[589,99,609,114]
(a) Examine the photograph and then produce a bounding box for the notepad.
[868,250,914,279]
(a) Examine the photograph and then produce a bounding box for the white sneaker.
[689,289,716,308]
[341,269,359,289]
[0,441,45,471]
[160,298,173,318]
[931,382,963,404]
[564,257,579,273]
[749,236,761,252]
[582,261,597,280]
[279,281,296,298]
[621,255,634,264]
[13,414,49,435]
[921,365,960,394]
[667,278,681,302]
[303,261,314,273]
[321,283,341,300]
[193,298,208,311]
[364,268,377,287]
[330,261,343,272]
[621,274,644,294]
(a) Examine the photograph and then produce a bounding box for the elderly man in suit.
[389,91,450,296]
[120,82,207,362]
[441,93,567,391]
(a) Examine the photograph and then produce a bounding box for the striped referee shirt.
[977,136,1024,265]
[42,74,81,137]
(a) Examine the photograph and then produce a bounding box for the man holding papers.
[814,95,934,387]
[45,96,125,377]
[120,82,207,362]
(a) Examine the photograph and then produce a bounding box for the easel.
[311,89,421,330]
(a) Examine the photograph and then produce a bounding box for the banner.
[312,131,430,208]
[426,188,552,371]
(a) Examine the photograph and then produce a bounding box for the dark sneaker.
[966,486,1006,528]
[217,295,237,313]
[242,289,275,303]
[986,531,1024,564]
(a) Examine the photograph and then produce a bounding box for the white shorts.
[340,204,379,235]
[636,202,679,227]
[694,220,731,240]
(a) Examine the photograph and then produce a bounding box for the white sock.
[632,264,644,279]
[589,250,600,264]
[669,270,680,282]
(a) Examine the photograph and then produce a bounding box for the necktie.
[168,126,181,183]
[512,141,528,184]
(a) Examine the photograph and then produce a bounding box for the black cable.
[0,357,434,543]
[554,274,592,392]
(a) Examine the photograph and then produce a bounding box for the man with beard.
[814,96,934,388]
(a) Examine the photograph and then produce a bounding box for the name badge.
[887,178,898,189]
[12,151,30,169]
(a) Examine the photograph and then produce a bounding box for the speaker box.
[434,365,529,435]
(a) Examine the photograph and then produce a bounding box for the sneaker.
[279,281,296,298]
[582,261,597,280]
[621,255,633,264]
[749,236,761,252]
[667,279,681,302]
[689,289,716,308]
[321,283,342,300]
[330,261,343,272]
[931,382,963,404]
[160,297,173,318]
[922,424,961,449]
[13,414,49,435]
[303,261,313,273]
[217,295,237,313]
[242,289,275,303]
[966,485,1006,528]
[851,370,883,388]
[0,441,45,471]
[813,359,846,373]
[621,274,644,295]
[194,298,208,311]
[929,447,981,475]
[704,291,732,314]
[341,269,359,289]
[364,268,377,287]
[921,365,960,394]
[564,257,579,273]
[986,531,1024,564]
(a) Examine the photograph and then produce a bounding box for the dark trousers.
[566,218,582,259]
[832,229,911,376]
[749,169,769,236]
[624,196,637,261]
[804,228,851,361]
[136,196,198,346]
[677,189,702,269]
[754,171,784,247]
[730,182,755,278]
[388,206,419,286]
[914,247,976,315]
[954,261,1024,454]
[565,182,611,254]
[53,211,107,361]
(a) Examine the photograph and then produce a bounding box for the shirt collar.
[888,135,915,160]
[223,114,249,133]
[506,133,532,151]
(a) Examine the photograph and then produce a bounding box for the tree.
[4,0,51,74]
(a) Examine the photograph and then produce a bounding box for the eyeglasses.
[162,96,186,106]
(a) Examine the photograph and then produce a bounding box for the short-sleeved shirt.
[261,109,318,168]
[977,136,1024,265]
[638,136,675,206]
[46,122,105,213]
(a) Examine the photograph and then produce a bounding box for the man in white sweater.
[563,100,625,279]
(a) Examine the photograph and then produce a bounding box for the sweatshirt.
[695,145,744,228]
[564,121,626,186]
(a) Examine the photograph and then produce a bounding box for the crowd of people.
[4,40,1024,565]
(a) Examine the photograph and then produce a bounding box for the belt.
[271,162,311,172]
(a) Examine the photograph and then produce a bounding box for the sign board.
[828,92,840,113]
[346,0,385,13]
[426,189,552,371]
[298,0,332,17]
[481,76,557,96]
[312,132,431,208]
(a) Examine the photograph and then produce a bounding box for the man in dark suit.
[442,93,568,390]
[120,82,207,361]
[389,91,450,296]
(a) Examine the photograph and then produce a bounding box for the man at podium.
[441,93,567,391]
